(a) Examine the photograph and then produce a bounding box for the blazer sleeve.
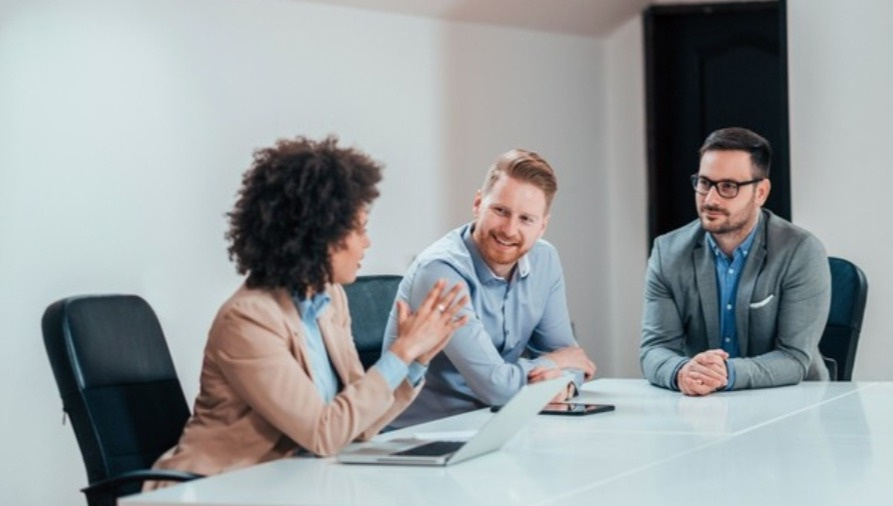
[728,234,831,388]
[358,372,419,440]
[209,294,399,457]
[640,239,689,390]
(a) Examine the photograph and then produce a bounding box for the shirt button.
[728,269,735,274]
[724,337,731,342]
[726,304,733,310]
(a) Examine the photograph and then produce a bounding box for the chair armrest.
[82,468,203,496]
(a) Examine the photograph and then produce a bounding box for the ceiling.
[293,0,655,38]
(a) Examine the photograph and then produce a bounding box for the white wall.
[787,0,893,381]
[603,15,648,378]
[0,0,605,504]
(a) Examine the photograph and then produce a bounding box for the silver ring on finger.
[437,304,446,313]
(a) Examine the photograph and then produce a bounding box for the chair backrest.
[342,275,402,370]
[41,294,190,497]
[819,257,868,381]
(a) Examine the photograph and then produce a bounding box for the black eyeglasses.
[691,174,763,198]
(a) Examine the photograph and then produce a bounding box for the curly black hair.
[226,135,382,296]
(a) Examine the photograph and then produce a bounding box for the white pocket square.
[749,294,775,308]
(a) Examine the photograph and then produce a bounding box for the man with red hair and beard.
[383,148,596,428]
[640,127,831,396]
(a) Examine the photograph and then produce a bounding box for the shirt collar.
[462,223,531,282]
[292,290,331,323]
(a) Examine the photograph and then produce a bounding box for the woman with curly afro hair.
[148,136,468,482]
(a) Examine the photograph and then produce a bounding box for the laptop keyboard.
[395,440,464,457]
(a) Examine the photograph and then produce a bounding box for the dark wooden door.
[644,1,790,245]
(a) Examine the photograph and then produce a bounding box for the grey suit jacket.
[640,209,831,390]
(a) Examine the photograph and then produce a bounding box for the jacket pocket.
[749,294,774,309]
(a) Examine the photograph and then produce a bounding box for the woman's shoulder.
[208,285,296,347]
[219,284,290,317]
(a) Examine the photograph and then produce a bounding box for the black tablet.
[539,402,615,416]
[491,402,615,416]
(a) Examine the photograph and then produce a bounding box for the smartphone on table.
[490,402,615,416]
[539,402,615,416]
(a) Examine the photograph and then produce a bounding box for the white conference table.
[121,379,893,506]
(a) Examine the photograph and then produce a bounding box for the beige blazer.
[149,282,419,482]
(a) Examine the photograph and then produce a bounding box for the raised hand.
[388,279,469,365]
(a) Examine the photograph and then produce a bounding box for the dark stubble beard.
[699,202,756,236]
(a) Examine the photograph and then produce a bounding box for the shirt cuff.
[563,368,584,389]
[670,360,687,391]
[407,361,428,387]
[372,351,410,391]
[724,359,736,390]
[561,370,582,398]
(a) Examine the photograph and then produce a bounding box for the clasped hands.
[677,349,729,396]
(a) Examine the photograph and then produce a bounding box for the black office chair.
[343,275,402,370]
[42,295,202,506]
[819,257,868,381]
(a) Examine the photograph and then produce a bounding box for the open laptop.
[337,377,566,466]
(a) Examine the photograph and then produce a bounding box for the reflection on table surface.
[123,379,889,506]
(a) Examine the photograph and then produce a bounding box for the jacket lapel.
[735,212,768,357]
[317,291,352,388]
[273,289,314,381]
[694,235,721,350]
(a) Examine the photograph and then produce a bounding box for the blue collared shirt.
[293,292,423,401]
[382,223,582,428]
[293,292,340,403]
[705,222,759,390]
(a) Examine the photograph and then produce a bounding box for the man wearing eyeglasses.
[640,127,831,396]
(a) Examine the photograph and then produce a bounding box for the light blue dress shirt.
[292,292,425,401]
[293,293,340,403]
[705,222,760,390]
[382,223,583,428]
